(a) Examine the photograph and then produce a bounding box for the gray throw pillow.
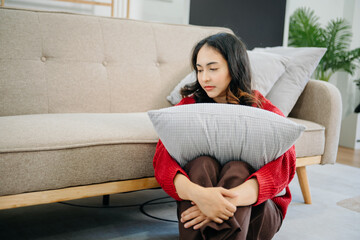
[254,47,327,116]
[148,103,305,170]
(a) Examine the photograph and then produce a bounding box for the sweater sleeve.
[152,97,195,201]
[249,91,297,206]
[153,140,189,201]
[249,146,296,206]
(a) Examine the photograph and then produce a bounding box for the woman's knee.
[184,155,220,186]
[222,160,254,177]
[184,155,219,173]
[217,161,255,188]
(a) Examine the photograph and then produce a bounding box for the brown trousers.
[177,156,283,240]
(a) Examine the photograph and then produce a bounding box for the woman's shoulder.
[252,90,284,117]
[176,96,196,106]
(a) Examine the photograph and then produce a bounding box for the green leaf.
[289,7,325,47]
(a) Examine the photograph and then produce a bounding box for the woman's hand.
[191,186,237,223]
[181,204,210,230]
[174,173,238,223]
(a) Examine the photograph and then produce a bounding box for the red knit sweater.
[153,90,297,218]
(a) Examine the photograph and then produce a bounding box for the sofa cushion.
[0,113,160,196]
[0,143,158,196]
[0,113,158,153]
[289,118,325,157]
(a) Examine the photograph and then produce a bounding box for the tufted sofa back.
[0,8,231,116]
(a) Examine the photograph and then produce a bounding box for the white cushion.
[167,71,196,106]
[166,51,289,105]
[148,103,305,170]
[254,47,326,116]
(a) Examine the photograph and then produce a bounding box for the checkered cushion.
[148,103,305,170]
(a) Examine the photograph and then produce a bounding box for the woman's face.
[196,44,231,103]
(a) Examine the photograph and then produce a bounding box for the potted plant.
[288,7,360,82]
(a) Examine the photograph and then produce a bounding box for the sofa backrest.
[0,8,232,116]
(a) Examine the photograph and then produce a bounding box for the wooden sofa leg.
[296,166,312,204]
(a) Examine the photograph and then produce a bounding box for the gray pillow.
[148,103,305,170]
[254,47,327,116]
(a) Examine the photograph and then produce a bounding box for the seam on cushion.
[149,25,162,100]
[150,25,158,62]
[37,12,49,114]
[304,128,325,132]
[289,120,325,130]
[98,18,111,113]
[150,25,161,70]
[0,139,159,154]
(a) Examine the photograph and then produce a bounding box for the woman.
[153,32,296,240]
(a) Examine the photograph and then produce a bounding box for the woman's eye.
[197,69,203,73]
[210,68,218,71]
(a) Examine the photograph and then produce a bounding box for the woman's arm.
[247,146,296,206]
[153,139,189,201]
[174,173,238,223]
[228,178,259,206]
[227,146,296,209]
[228,145,296,207]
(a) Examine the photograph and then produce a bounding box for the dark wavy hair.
[181,32,259,106]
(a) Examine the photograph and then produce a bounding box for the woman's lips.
[204,86,215,91]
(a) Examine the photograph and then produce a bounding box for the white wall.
[284,0,360,119]
[126,0,190,24]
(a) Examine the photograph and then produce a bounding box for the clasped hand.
[181,186,238,230]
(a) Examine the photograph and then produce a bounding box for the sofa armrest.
[288,79,342,165]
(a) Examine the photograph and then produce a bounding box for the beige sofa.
[0,7,342,210]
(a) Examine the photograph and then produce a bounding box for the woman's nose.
[201,71,210,82]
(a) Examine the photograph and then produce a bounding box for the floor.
[336,146,360,168]
[274,162,360,240]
